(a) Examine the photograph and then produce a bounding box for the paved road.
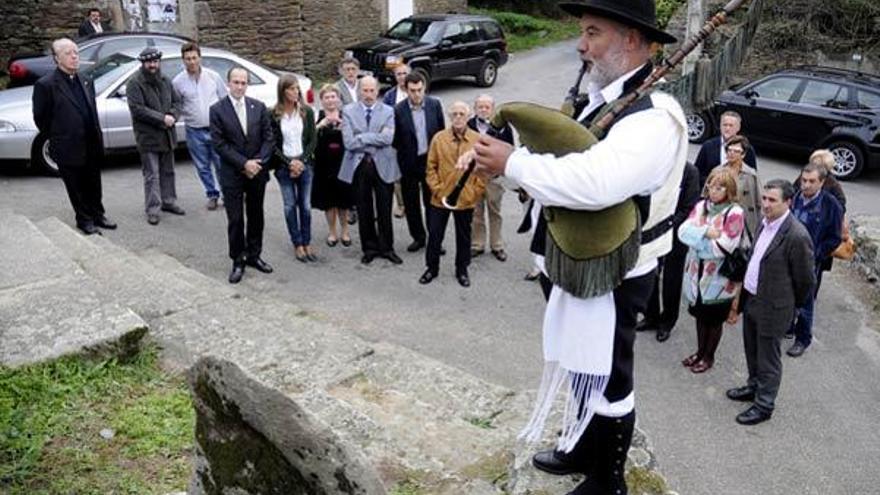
[3,39,880,494]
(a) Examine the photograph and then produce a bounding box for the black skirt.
[688,296,733,326]
[311,121,353,211]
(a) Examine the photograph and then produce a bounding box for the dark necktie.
[365,107,372,126]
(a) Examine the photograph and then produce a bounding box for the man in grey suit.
[339,76,402,265]
[726,179,815,425]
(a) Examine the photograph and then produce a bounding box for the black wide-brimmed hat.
[138,46,162,62]
[558,0,677,44]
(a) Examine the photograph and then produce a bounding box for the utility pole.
[683,0,705,75]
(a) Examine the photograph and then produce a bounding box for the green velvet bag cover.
[492,102,640,298]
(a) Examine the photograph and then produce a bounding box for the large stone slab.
[0,273,147,367]
[0,212,80,291]
[188,356,386,495]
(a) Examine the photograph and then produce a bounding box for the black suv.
[345,14,508,88]
[690,66,880,180]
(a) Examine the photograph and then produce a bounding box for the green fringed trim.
[544,218,642,299]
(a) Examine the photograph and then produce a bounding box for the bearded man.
[127,47,185,225]
[466,1,688,493]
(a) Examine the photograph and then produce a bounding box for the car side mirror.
[743,89,757,100]
[115,85,127,98]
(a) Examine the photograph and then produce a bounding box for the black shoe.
[787,341,808,357]
[246,257,273,273]
[78,222,101,236]
[531,449,583,475]
[95,216,117,229]
[147,214,160,225]
[726,386,756,402]
[439,247,446,256]
[306,253,318,262]
[784,330,795,340]
[228,264,244,284]
[161,203,186,215]
[348,209,358,225]
[656,327,671,342]
[491,249,507,262]
[470,247,485,257]
[456,272,470,287]
[384,252,403,265]
[419,269,438,285]
[406,240,425,252]
[361,253,375,265]
[736,405,772,425]
[524,270,540,281]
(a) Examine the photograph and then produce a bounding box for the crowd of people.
[35,1,853,493]
[32,38,519,288]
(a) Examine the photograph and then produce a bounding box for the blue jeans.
[275,164,312,247]
[790,264,823,347]
[185,126,220,199]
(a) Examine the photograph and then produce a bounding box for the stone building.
[1,0,467,82]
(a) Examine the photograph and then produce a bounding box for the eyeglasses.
[727,148,744,154]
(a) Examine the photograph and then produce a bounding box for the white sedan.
[0,46,312,174]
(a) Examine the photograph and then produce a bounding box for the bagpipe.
[445,0,750,298]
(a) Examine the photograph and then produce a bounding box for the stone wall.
[1,0,467,82]
[198,0,305,73]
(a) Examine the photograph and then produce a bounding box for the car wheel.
[30,133,60,177]
[476,59,498,87]
[686,111,710,143]
[413,67,431,91]
[829,141,865,181]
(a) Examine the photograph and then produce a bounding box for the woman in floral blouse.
[678,168,745,373]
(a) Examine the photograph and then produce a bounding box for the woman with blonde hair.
[271,74,317,262]
[311,83,354,247]
[678,167,745,373]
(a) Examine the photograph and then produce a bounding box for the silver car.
[0,46,312,174]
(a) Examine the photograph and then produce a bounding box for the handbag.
[832,214,856,261]
[716,205,749,282]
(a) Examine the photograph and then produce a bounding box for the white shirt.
[395,86,408,105]
[91,21,103,33]
[229,95,247,134]
[505,65,687,416]
[172,67,227,128]
[280,111,304,158]
[343,80,358,104]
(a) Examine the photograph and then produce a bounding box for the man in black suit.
[637,161,700,341]
[726,179,814,425]
[392,72,445,252]
[693,110,757,188]
[209,67,275,284]
[32,38,115,236]
[77,8,111,38]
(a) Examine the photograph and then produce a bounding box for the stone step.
[137,248,239,302]
[35,219,227,321]
[0,212,81,291]
[0,272,148,367]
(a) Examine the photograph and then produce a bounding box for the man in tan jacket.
[420,101,486,287]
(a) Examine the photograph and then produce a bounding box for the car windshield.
[83,53,138,94]
[384,19,444,43]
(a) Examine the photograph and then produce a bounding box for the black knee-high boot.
[566,411,636,495]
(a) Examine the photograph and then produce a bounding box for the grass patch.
[469,8,580,52]
[0,345,194,494]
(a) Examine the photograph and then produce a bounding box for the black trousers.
[354,158,394,255]
[220,173,267,262]
[401,155,430,243]
[644,238,688,330]
[426,206,473,274]
[59,159,105,227]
